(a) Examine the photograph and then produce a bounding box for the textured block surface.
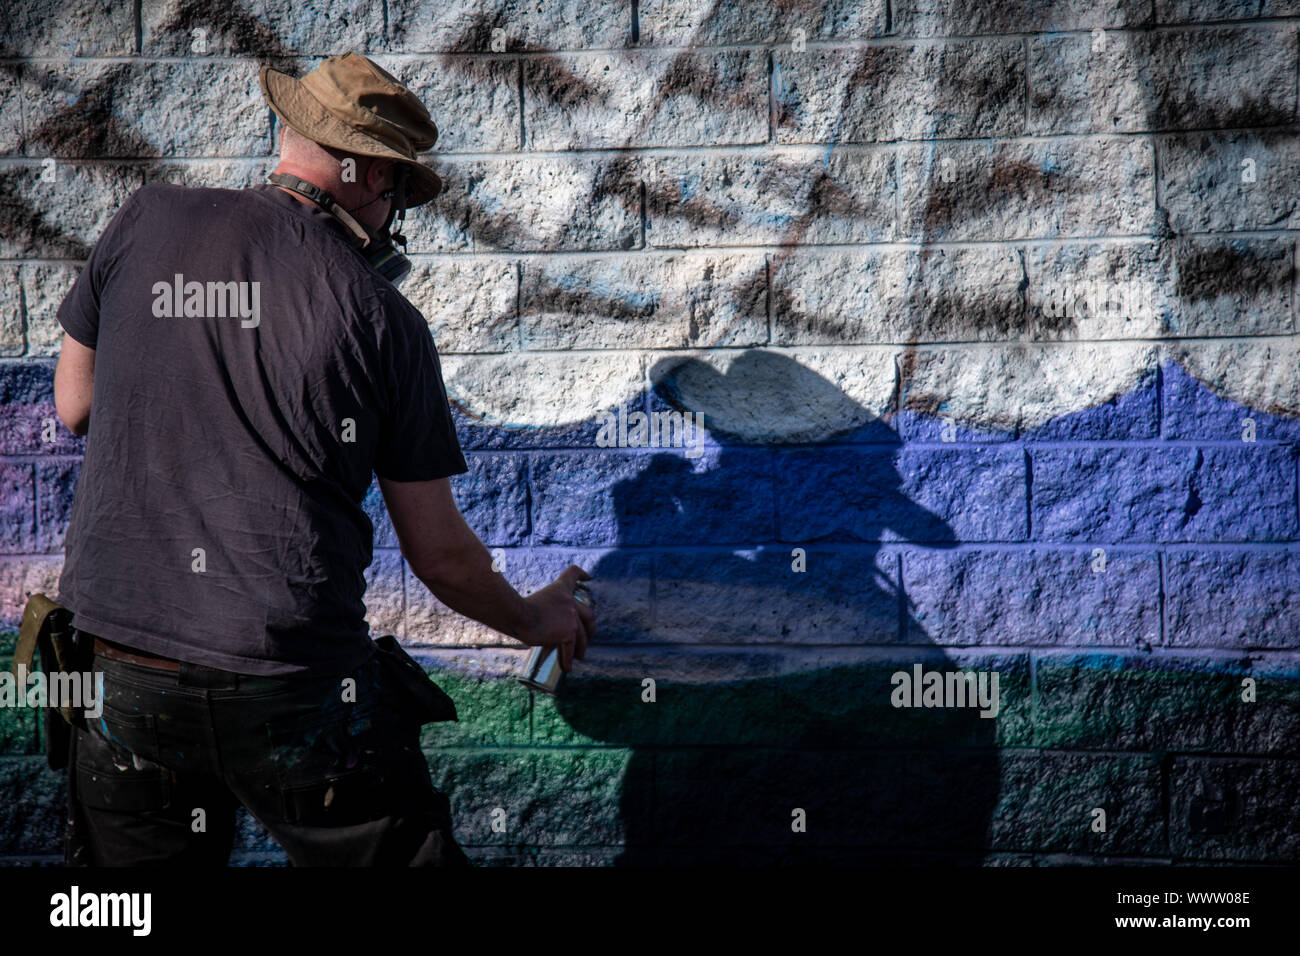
[1,0,1298,867]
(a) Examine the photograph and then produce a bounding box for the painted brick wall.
[1,0,1299,865]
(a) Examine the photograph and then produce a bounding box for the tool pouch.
[14,594,90,770]
[371,634,458,725]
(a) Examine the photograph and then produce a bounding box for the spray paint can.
[518,583,593,695]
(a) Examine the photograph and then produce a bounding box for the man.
[51,51,594,866]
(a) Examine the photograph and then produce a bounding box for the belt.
[92,636,182,673]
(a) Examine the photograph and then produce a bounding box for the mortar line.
[9,20,1300,65]
[764,253,772,344]
[815,643,1210,664]
[1156,360,1165,440]
[399,543,408,645]
[893,146,902,231]
[86,538,1300,553]
[891,348,901,417]
[435,331,1300,350]
[1028,649,1039,748]
[17,278,28,359]
[1024,447,1033,539]
[896,550,906,644]
[1022,35,1029,132]
[766,47,775,145]
[515,260,524,350]
[638,178,647,249]
[6,125,1299,160]
[1150,90,1163,246]
[1293,240,1299,334]
[17,234,1300,263]
[28,457,38,557]
[516,57,526,149]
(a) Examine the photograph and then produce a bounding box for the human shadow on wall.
[554,351,1002,865]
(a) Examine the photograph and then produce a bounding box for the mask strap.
[267,172,371,246]
[386,167,410,249]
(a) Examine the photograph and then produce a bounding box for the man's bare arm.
[378,475,595,670]
[54,333,95,436]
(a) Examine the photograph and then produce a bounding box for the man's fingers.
[575,601,596,642]
[564,564,591,585]
[546,565,594,669]
[574,614,590,660]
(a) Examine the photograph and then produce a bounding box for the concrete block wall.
[1,0,1298,864]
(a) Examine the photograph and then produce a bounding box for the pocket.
[94,702,163,765]
[265,707,385,786]
[74,713,171,812]
[264,706,422,827]
[371,636,458,725]
[278,770,397,828]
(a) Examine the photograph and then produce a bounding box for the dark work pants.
[67,640,470,867]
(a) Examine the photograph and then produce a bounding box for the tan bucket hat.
[260,52,442,206]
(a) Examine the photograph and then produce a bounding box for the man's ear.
[366,157,394,193]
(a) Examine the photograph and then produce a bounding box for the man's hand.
[518,565,596,672]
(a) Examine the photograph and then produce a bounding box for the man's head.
[273,125,398,233]
[259,52,442,226]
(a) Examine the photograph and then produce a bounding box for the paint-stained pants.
[66,642,470,867]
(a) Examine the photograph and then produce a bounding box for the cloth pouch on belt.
[13,594,91,771]
[370,634,458,725]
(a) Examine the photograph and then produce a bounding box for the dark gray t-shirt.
[57,182,467,677]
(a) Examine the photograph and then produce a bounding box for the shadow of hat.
[260,51,443,206]
[648,349,890,445]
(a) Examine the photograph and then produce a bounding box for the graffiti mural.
[1,0,1298,865]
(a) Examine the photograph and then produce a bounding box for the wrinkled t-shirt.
[56,183,467,677]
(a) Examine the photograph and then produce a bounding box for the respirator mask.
[268,166,412,287]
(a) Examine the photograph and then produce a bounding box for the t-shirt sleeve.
[56,190,141,349]
[373,299,469,482]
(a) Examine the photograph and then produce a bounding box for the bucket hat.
[260,52,442,206]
